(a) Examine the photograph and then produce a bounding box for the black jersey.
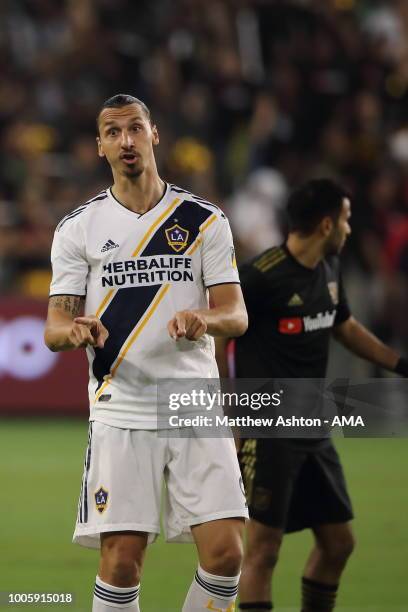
[235,244,351,378]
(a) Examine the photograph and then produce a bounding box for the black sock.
[301,577,338,612]
[239,603,273,611]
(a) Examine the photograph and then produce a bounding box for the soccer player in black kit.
[216,179,408,612]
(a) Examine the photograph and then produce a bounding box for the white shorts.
[73,422,248,549]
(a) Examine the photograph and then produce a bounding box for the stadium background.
[0,0,407,610]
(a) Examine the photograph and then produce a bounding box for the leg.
[99,531,148,586]
[73,426,166,611]
[182,518,244,611]
[239,519,283,606]
[93,531,148,611]
[165,435,248,611]
[192,517,245,576]
[300,522,355,612]
[237,438,305,611]
[304,522,355,584]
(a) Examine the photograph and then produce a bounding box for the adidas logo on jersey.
[288,293,303,306]
[101,239,119,252]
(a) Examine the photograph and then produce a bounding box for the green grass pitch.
[0,419,406,611]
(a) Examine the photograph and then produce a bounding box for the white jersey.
[49,183,239,429]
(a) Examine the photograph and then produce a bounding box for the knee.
[319,533,356,566]
[203,539,243,576]
[108,558,141,586]
[100,536,145,587]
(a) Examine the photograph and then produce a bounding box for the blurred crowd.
[0,0,408,353]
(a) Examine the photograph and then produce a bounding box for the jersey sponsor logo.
[303,310,336,331]
[94,486,108,514]
[279,310,336,334]
[279,317,302,334]
[327,281,339,305]
[101,256,194,287]
[287,293,303,306]
[165,224,189,252]
[101,239,119,253]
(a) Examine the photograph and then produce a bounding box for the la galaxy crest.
[165,224,189,252]
[327,281,339,305]
[95,486,109,514]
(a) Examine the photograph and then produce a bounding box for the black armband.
[394,357,408,377]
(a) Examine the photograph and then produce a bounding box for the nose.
[120,130,133,148]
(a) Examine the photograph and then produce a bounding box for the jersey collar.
[107,182,170,219]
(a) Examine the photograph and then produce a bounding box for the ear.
[321,216,333,237]
[96,136,105,158]
[152,124,160,146]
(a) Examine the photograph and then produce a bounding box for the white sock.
[182,565,240,611]
[93,576,140,610]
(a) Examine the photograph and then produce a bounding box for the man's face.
[96,104,159,179]
[325,198,352,256]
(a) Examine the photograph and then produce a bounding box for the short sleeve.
[201,213,240,287]
[334,271,351,326]
[239,262,266,314]
[49,227,88,297]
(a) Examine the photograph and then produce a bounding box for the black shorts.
[238,438,353,533]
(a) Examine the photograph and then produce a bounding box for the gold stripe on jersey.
[256,253,286,272]
[94,198,182,319]
[94,283,170,403]
[254,247,284,268]
[132,197,181,257]
[186,213,217,256]
[95,289,115,318]
[254,248,286,273]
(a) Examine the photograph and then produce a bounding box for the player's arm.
[332,316,407,374]
[215,336,231,377]
[168,283,248,341]
[44,295,109,352]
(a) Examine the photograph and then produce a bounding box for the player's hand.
[71,316,109,349]
[168,310,207,341]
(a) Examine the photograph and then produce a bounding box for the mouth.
[120,152,139,165]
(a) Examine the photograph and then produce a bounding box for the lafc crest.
[327,281,339,305]
[95,486,109,514]
[165,224,189,252]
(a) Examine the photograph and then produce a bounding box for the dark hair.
[96,94,151,132]
[287,179,349,235]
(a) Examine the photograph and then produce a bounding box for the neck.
[111,167,165,214]
[286,233,325,269]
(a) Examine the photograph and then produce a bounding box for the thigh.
[74,423,166,548]
[164,435,248,542]
[239,438,307,529]
[287,440,354,533]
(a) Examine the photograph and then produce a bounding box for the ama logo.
[165,224,189,252]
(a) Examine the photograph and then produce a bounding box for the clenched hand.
[167,311,207,341]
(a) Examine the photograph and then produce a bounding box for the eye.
[132,124,142,132]
[107,128,118,136]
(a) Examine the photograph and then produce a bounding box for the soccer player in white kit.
[44,94,249,611]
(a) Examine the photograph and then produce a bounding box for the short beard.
[123,166,143,179]
[324,239,343,257]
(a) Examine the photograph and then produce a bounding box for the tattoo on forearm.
[49,295,84,316]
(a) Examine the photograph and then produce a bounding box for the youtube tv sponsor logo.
[279,317,302,334]
[278,310,337,335]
